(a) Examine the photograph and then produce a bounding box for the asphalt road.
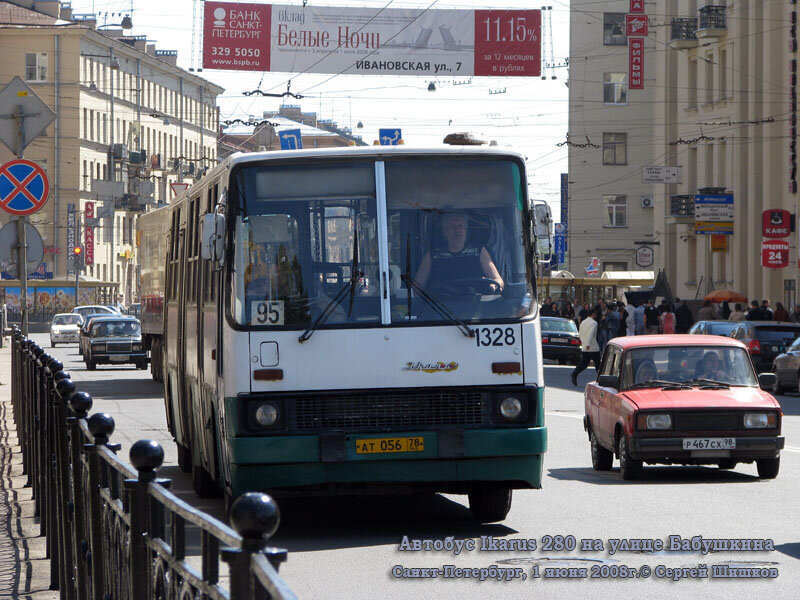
[36,333,800,600]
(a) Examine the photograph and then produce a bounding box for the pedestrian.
[728,303,746,322]
[541,297,553,316]
[762,300,774,320]
[773,302,789,322]
[605,302,621,343]
[644,299,660,334]
[720,301,732,320]
[696,300,716,321]
[660,304,676,334]
[617,301,628,337]
[550,301,560,317]
[746,300,766,321]
[625,300,636,336]
[562,301,575,321]
[571,307,601,386]
[578,302,590,324]
[634,301,646,335]
[674,297,695,333]
[596,299,609,350]
[790,304,800,323]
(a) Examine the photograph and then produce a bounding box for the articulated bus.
[138,146,547,522]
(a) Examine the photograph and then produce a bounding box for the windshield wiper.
[682,378,730,389]
[299,223,362,343]
[629,379,689,390]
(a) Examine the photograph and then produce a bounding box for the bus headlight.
[254,403,279,427]
[499,397,523,420]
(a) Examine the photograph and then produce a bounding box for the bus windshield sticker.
[250,300,284,326]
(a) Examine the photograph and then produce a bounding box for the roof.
[608,334,746,350]
[0,1,67,26]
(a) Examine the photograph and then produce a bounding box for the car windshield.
[707,322,737,335]
[622,346,758,389]
[91,321,140,337]
[541,318,578,333]
[53,315,81,326]
[230,157,533,329]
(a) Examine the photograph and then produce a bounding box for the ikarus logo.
[403,361,459,374]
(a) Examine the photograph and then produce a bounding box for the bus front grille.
[291,392,487,431]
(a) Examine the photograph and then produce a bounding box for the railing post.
[126,439,164,600]
[84,413,115,600]
[67,391,92,599]
[39,357,63,541]
[50,377,74,591]
[54,380,76,600]
[224,492,284,600]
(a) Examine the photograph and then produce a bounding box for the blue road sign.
[0,159,49,216]
[554,234,566,265]
[379,128,402,145]
[278,129,303,150]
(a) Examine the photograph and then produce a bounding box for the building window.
[688,59,698,108]
[603,195,627,227]
[25,53,48,81]
[603,73,628,105]
[603,261,628,272]
[719,48,727,98]
[603,133,627,165]
[603,14,627,46]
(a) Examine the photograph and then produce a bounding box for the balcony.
[670,18,698,48]
[697,5,726,39]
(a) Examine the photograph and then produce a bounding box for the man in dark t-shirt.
[415,214,504,293]
[643,300,660,334]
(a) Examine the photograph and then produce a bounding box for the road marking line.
[783,446,800,453]
[546,411,584,420]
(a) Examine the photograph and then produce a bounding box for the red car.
[584,335,784,480]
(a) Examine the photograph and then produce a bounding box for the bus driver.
[414,213,504,294]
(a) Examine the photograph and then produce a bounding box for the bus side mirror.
[201,213,226,263]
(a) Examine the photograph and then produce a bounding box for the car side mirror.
[758,372,777,391]
[597,374,619,389]
[201,213,226,264]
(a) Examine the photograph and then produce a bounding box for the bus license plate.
[355,436,424,454]
[682,438,735,450]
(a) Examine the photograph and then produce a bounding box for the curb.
[0,341,59,599]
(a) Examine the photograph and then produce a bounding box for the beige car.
[50,313,83,346]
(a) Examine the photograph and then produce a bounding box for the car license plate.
[109,355,129,362]
[355,436,424,454]
[551,337,568,344]
[682,438,735,450]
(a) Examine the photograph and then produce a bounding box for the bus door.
[175,226,194,452]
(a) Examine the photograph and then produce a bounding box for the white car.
[72,305,120,319]
[50,313,84,346]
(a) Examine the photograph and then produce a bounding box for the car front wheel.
[618,435,643,480]
[756,457,780,479]
[468,488,512,522]
[590,430,613,470]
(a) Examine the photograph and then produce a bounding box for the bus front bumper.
[226,426,547,496]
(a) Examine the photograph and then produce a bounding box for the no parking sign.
[0,159,49,216]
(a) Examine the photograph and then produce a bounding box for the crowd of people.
[538,295,800,386]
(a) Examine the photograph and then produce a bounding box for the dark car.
[83,316,147,370]
[729,321,800,373]
[541,317,581,364]
[78,313,114,356]
[688,320,739,337]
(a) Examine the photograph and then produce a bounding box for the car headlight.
[254,403,279,427]
[499,397,523,420]
[744,412,777,429]
[92,344,105,352]
[637,413,672,430]
[132,344,142,351]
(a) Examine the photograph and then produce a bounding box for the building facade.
[567,2,656,276]
[0,1,222,306]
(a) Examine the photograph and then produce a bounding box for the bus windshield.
[230,156,533,329]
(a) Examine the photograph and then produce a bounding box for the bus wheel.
[176,443,192,473]
[192,464,222,498]
[468,488,512,522]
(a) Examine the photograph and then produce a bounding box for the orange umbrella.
[704,289,747,303]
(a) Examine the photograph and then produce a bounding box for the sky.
[68,0,570,211]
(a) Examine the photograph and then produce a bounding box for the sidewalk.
[0,340,58,599]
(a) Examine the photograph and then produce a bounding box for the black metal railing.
[699,5,726,30]
[670,17,698,41]
[10,329,297,600]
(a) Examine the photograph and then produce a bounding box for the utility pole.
[13,105,28,335]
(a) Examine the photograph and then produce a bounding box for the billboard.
[203,2,541,77]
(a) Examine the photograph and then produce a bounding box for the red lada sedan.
[584,335,784,480]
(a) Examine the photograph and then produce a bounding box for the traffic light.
[72,246,84,270]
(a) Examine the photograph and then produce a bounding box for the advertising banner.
[625,14,648,36]
[560,173,568,232]
[630,0,645,13]
[762,209,791,238]
[762,240,790,269]
[711,234,728,252]
[85,201,95,265]
[67,203,75,275]
[629,37,644,89]
[203,2,541,77]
